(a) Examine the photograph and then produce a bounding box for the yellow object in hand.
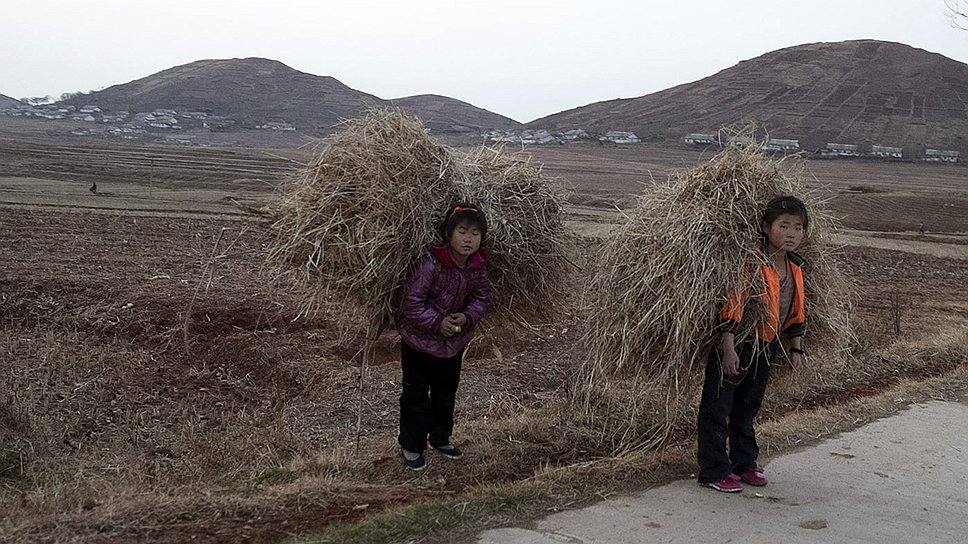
[452,325,461,333]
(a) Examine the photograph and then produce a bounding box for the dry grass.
[3,136,967,542]
[568,136,853,453]
[264,109,571,340]
[293,357,968,544]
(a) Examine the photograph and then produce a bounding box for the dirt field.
[1,139,967,543]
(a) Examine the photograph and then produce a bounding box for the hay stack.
[570,140,852,453]
[265,109,569,339]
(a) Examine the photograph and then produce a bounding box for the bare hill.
[58,58,519,137]
[390,94,520,133]
[0,94,21,109]
[529,40,968,153]
[61,58,383,134]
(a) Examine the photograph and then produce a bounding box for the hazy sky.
[3,0,966,122]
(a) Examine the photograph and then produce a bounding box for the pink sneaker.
[739,467,768,486]
[702,476,742,493]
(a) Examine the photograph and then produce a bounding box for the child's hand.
[439,315,461,337]
[451,313,468,327]
[790,352,804,367]
[721,347,740,375]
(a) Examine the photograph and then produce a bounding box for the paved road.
[476,399,968,544]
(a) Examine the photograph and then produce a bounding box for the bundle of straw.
[569,137,851,453]
[265,109,569,339]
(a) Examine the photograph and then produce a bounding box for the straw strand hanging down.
[569,135,852,454]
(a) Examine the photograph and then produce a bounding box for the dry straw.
[264,109,570,340]
[569,133,852,454]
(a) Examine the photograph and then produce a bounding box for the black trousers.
[398,341,463,453]
[697,339,777,483]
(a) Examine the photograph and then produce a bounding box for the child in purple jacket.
[397,203,491,470]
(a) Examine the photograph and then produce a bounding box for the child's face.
[448,220,482,260]
[763,213,805,253]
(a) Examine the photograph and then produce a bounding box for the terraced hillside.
[530,40,968,155]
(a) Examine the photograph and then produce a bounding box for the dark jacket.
[397,244,490,358]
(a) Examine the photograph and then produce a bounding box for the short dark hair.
[438,203,487,242]
[762,195,809,232]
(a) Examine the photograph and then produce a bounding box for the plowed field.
[1,139,966,543]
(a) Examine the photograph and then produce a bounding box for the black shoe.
[431,443,463,459]
[401,450,426,471]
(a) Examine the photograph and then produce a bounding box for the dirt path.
[476,397,968,544]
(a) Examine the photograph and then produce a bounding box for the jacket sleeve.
[400,258,444,333]
[785,321,806,338]
[461,268,490,326]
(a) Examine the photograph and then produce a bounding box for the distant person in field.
[90,181,97,194]
[918,221,925,235]
[697,195,809,493]
[396,203,490,471]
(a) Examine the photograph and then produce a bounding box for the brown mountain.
[390,94,520,133]
[529,40,968,153]
[0,94,21,109]
[61,58,383,134]
[59,58,519,136]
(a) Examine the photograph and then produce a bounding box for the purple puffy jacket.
[397,244,490,358]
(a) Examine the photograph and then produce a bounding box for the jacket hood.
[430,243,488,269]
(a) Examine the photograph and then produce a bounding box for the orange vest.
[719,255,806,342]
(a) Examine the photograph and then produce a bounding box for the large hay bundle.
[570,141,852,453]
[265,109,569,338]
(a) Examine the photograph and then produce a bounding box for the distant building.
[257,120,296,131]
[560,129,590,141]
[924,149,959,162]
[600,131,640,144]
[101,112,129,123]
[163,135,194,145]
[483,130,518,143]
[871,145,903,159]
[684,133,717,145]
[725,134,758,147]
[484,129,562,145]
[524,129,556,144]
[762,138,800,152]
[820,143,860,157]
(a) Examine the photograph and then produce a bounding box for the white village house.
[683,133,717,145]
[871,145,903,159]
[924,149,959,162]
[762,138,800,152]
[600,131,640,144]
[821,143,860,157]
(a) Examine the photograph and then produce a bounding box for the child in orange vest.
[697,195,808,492]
